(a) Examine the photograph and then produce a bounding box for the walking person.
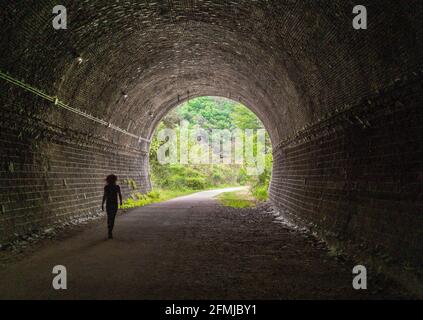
[102,174,123,239]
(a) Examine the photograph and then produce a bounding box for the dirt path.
[0,189,409,299]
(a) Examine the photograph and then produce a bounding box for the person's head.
[106,174,118,185]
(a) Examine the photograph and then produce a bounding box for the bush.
[251,184,269,201]
[237,167,249,185]
[184,177,208,190]
[147,190,160,200]
[151,163,239,191]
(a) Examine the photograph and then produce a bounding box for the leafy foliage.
[121,189,196,209]
[149,96,273,200]
[217,190,256,208]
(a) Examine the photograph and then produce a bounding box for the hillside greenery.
[149,96,273,201]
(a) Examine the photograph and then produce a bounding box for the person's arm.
[102,187,106,211]
[118,186,123,206]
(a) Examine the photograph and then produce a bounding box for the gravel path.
[0,189,410,299]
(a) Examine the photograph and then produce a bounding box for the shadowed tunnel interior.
[0,1,422,294]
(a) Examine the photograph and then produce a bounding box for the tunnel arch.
[1,1,423,293]
[3,0,421,148]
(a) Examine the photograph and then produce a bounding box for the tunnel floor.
[0,190,411,300]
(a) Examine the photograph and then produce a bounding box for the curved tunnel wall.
[0,1,422,277]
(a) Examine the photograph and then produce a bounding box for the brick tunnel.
[0,1,422,297]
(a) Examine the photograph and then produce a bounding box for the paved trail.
[0,188,407,299]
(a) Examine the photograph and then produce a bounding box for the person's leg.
[107,210,117,239]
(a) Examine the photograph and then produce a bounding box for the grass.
[121,185,263,210]
[217,189,256,208]
[120,189,198,209]
[251,184,269,201]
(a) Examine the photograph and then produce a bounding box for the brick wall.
[0,105,150,243]
[270,75,423,270]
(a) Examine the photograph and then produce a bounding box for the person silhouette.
[102,175,123,239]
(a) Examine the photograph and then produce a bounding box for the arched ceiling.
[1,0,422,147]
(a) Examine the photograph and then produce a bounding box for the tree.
[231,104,262,130]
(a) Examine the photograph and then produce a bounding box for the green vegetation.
[118,96,276,210]
[150,163,239,191]
[150,97,273,198]
[250,152,272,201]
[122,97,272,210]
[217,189,256,208]
[121,189,197,209]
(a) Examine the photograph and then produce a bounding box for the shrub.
[184,177,208,190]
[147,190,160,199]
[251,184,269,201]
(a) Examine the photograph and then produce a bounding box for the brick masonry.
[270,75,423,271]
[0,102,150,242]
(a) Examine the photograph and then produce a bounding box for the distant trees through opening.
[148,96,273,203]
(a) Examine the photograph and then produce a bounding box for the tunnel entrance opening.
[132,96,274,208]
